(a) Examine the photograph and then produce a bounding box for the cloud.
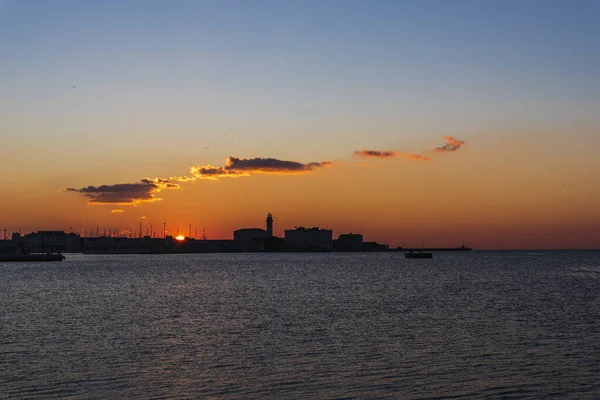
[354,149,396,158]
[402,152,429,161]
[141,177,180,189]
[170,175,196,182]
[111,209,124,214]
[435,136,465,153]
[354,149,429,161]
[355,136,466,163]
[69,155,331,205]
[67,177,179,205]
[189,165,249,180]
[225,156,331,173]
[141,216,147,219]
[189,156,332,180]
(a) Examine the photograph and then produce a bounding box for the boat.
[0,253,65,262]
[397,245,471,252]
[405,250,433,258]
[0,243,65,262]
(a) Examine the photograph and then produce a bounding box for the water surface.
[1,251,599,399]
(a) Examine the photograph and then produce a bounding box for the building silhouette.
[1,212,401,255]
[233,228,269,242]
[284,227,333,251]
[335,233,364,251]
[233,213,274,242]
[266,213,273,237]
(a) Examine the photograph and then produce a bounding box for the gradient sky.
[1,0,599,249]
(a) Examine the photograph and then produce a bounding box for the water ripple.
[1,251,599,399]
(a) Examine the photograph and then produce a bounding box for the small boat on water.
[0,253,65,262]
[0,244,65,262]
[405,250,433,259]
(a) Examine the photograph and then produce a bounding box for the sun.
[175,235,185,241]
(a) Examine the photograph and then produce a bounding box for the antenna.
[189,224,192,239]
[202,228,207,240]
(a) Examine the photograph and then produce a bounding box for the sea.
[1,251,599,399]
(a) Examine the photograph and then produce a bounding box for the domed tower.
[266,213,273,237]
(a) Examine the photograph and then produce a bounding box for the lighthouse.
[266,213,273,237]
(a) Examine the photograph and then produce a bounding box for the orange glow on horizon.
[1,128,599,250]
[175,235,185,241]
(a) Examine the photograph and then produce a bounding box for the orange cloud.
[67,177,179,205]
[226,156,332,174]
[354,149,396,158]
[170,175,196,182]
[435,136,465,153]
[355,136,465,162]
[140,177,180,189]
[68,155,332,205]
[402,152,429,161]
[189,165,249,180]
[190,156,332,180]
[354,149,429,161]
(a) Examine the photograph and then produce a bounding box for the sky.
[1,0,599,249]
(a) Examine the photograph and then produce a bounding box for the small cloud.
[225,156,331,173]
[67,177,179,205]
[435,136,465,153]
[190,165,249,180]
[111,209,124,214]
[170,175,196,182]
[141,177,180,189]
[354,149,396,158]
[189,156,332,180]
[402,152,429,161]
[354,149,429,161]
[141,216,147,219]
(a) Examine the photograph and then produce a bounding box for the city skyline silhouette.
[1,1,598,249]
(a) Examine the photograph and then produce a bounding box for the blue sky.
[1,0,598,176]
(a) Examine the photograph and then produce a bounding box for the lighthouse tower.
[266,213,273,237]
